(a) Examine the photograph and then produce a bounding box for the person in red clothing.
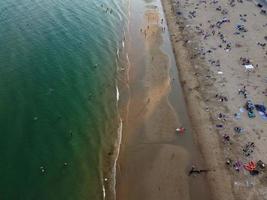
[176,127,185,135]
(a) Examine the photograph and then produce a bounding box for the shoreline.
[109,7,132,200]
[105,24,131,199]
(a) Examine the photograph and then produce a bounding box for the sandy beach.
[161,0,267,199]
[116,0,212,199]
[116,0,267,199]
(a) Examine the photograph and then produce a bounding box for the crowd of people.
[171,0,267,195]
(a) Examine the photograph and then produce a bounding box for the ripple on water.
[0,0,128,199]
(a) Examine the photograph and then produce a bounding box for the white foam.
[102,184,106,199]
[112,117,123,197]
[116,47,120,58]
[116,85,120,101]
[110,2,130,199]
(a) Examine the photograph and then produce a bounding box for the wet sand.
[116,0,213,199]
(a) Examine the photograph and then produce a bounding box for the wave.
[112,117,123,198]
[101,1,130,199]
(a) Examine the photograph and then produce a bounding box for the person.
[176,127,185,134]
[188,165,209,176]
[188,165,200,176]
[223,134,230,143]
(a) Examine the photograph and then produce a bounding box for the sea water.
[0,0,127,199]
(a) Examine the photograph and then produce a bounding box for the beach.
[161,0,267,199]
[0,0,266,198]
[116,0,212,199]
[116,0,267,199]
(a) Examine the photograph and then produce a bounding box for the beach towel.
[244,161,256,171]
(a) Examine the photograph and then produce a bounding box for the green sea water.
[0,0,127,199]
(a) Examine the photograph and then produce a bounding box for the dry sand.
[161,0,267,199]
